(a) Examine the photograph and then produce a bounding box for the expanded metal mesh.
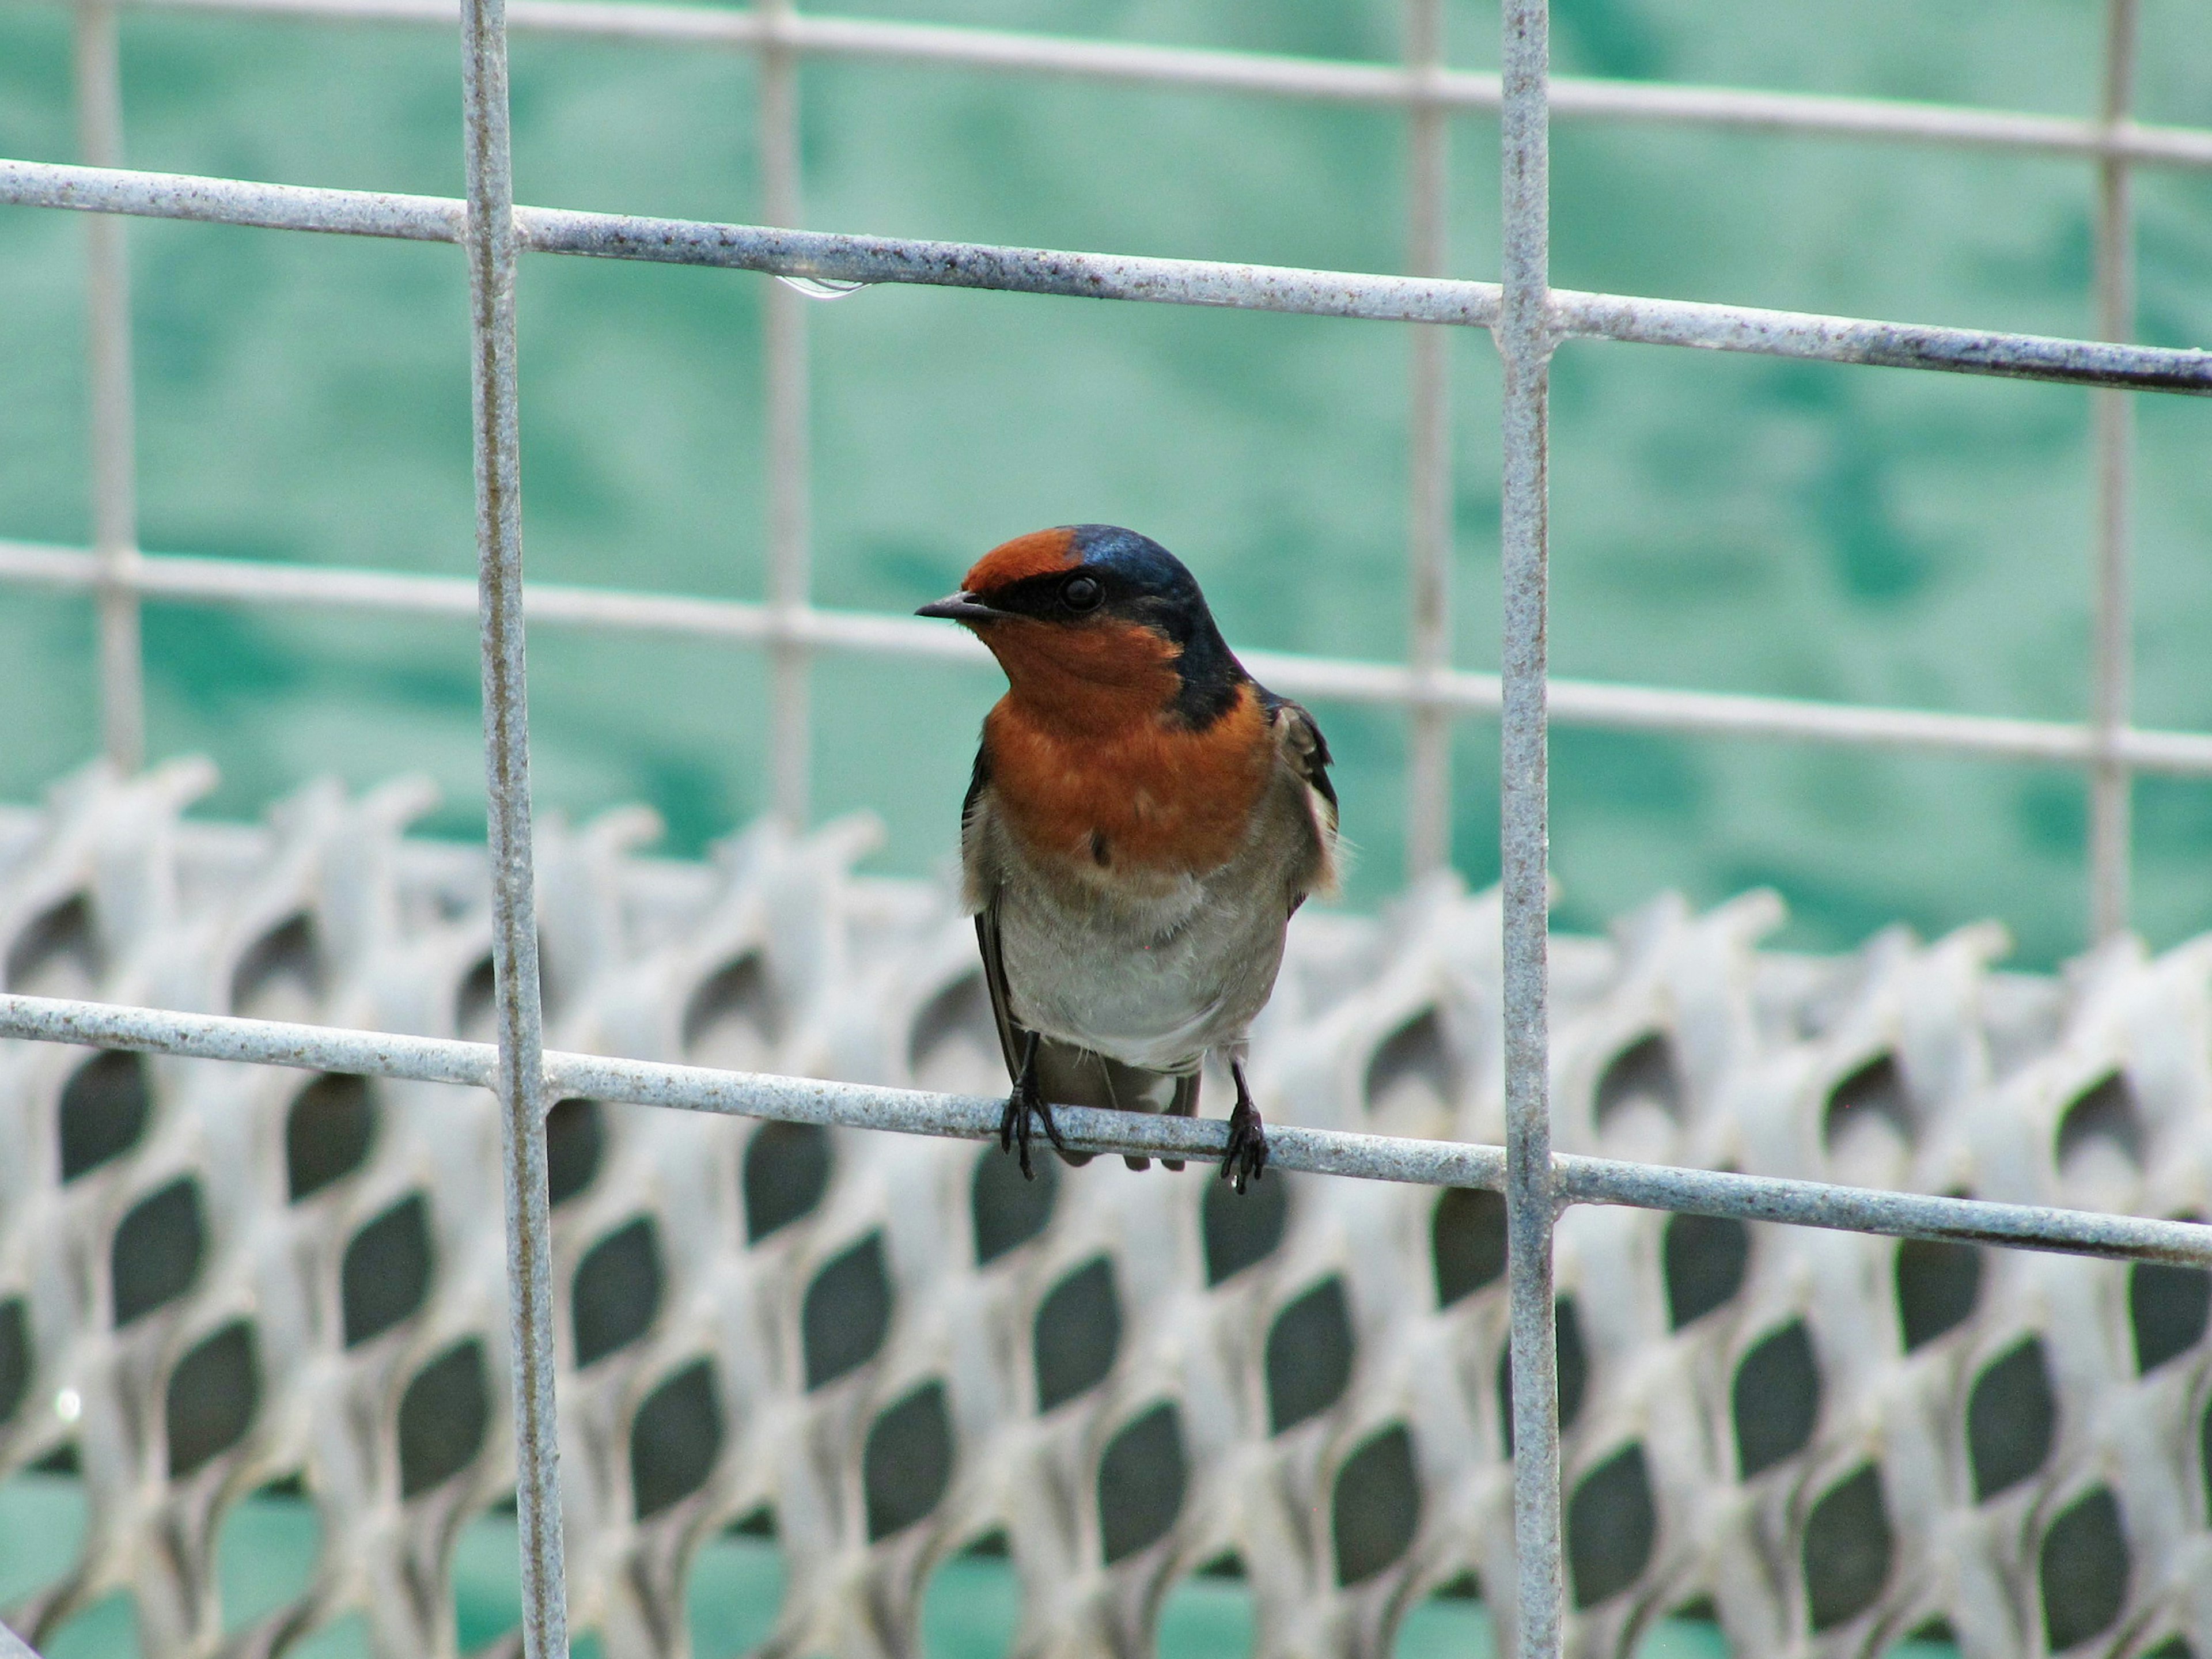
[4,764,2211,1659]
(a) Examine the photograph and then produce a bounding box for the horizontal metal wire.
[93,0,2212,172]
[6,537,2211,775]
[3,989,2210,1266]
[5,158,2211,395]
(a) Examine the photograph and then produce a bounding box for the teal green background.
[2,0,2211,965]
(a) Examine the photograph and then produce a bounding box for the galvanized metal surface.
[454,0,567,1650]
[13,537,2212,785]
[5,774,2212,1656]
[63,0,2212,172]
[7,159,2212,399]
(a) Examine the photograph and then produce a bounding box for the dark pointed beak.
[915,590,1003,623]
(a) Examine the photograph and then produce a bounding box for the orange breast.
[984,679,1272,875]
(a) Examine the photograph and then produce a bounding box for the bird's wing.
[974,897,1028,1082]
[964,743,1032,1081]
[1264,691,1338,830]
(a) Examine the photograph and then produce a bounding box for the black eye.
[1061,575,1103,613]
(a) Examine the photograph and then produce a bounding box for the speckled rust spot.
[963,528,1082,594]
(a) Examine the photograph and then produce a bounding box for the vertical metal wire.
[457,0,569,1653]
[1403,0,1452,880]
[2088,0,2139,942]
[73,0,144,773]
[760,0,812,827]
[1498,0,1561,1649]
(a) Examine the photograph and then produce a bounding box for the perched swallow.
[918,524,1339,1193]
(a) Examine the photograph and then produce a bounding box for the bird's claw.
[1000,1062,1067,1181]
[1221,1092,1268,1195]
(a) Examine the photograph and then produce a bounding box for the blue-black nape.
[1065,524,1204,603]
[1065,525,1247,729]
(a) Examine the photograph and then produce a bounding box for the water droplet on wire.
[776,275,869,301]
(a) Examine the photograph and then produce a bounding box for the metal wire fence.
[2,0,2211,1654]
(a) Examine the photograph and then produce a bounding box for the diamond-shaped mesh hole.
[684,955,779,1060]
[1333,1423,1421,1587]
[2057,1072,2143,1170]
[1203,1169,1287,1286]
[2039,1487,2128,1652]
[545,1097,604,1208]
[397,1339,488,1499]
[1499,1297,1587,1455]
[802,1232,892,1391]
[972,1143,1056,1267]
[744,1121,832,1244]
[574,1217,662,1368]
[1897,1236,1982,1351]
[0,1297,27,1427]
[1824,1054,1913,1147]
[1365,1010,1458,1112]
[1733,1319,1820,1479]
[1968,1338,2055,1502]
[1034,1256,1119,1412]
[286,1073,375,1202]
[1664,1212,1748,1330]
[632,1359,723,1520]
[2130,1260,2211,1374]
[455,957,496,1041]
[60,1050,150,1183]
[1097,1402,1184,1566]
[342,1194,432,1348]
[908,974,991,1077]
[1568,1442,1656,1609]
[1432,1187,1506,1309]
[1266,1277,1353,1434]
[231,914,323,1016]
[6,893,102,994]
[1804,1463,1892,1633]
[864,1380,955,1541]
[113,1177,205,1327]
[166,1320,257,1478]
[1595,1033,1682,1126]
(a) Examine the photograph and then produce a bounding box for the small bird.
[917,525,1339,1192]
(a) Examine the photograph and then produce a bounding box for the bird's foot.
[1001,1033,1069,1180]
[1220,1063,1268,1195]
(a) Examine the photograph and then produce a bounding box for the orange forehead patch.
[963,527,1082,594]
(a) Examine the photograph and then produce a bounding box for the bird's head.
[917,525,1247,731]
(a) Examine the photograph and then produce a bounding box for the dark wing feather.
[1260,689,1338,827]
[964,743,1031,1082]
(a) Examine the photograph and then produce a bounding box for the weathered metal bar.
[2089,0,2139,943]
[1497,0,1561,1645]
[89,0,2212,172]
[758,0,812,828]
[455,0,569,1645]
[0,1618,44,1659]
[7,158,2210,396]
[10,539,2212,776]
[73,0,145,772]
[1403,0,1453,882]
[6,991,2212,1267]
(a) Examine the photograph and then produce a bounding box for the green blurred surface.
[1,1474,1962,1656]
[1,0,2210,963]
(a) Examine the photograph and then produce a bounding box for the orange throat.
[981,665,1271,877]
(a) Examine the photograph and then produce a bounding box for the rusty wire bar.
[71,0,143,773]
[1496,0,1560,1647]
[455,0,569,1649]
[1402,0,1452,881]
[759,0,812,827]
[2089,0,2139,942]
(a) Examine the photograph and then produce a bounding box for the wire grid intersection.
[2,1,2210,1655]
